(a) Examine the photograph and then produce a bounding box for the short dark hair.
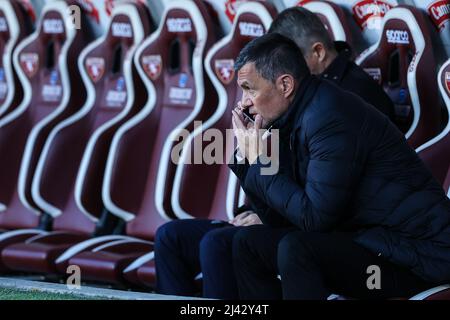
[268,7,334,54]
[234,32,309,83]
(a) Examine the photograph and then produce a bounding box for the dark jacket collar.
[321,41,353,84]
[270,75,320,136]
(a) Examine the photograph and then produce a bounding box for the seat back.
[102,0,218,240]
[31,1,152,235]
[0,1,90,230]
[171,1,276,221]
[17,1,95,221]
[300,1,353,46]
[0,0,33,118]
[356,5,442,149]
[416,58,450,186]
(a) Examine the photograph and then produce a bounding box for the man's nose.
[241,97,252,108]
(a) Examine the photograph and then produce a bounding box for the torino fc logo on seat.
[215,59,235,85]
[386,29,410,44]
[142,55,162,81]
[20,53,39,78]
[85,57,105,82]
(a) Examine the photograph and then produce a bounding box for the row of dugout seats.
[0,0,448,299]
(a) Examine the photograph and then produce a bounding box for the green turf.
[0,287,107,300]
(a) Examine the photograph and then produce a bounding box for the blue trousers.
[155,219,243,299]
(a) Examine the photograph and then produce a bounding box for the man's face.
[237,62,290,124]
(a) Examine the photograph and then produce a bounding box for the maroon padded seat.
[0,0,92,271]
[356,5,442,149]
[52,0,219,286]
[0,0,33,119]
[416,58,450,186]
[1,1,153,274]
[123,1,277,289]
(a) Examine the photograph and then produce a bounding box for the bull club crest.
[445,71,450,95]
[142,55,162,80]
[86,57,105,82]
[215,59,235,85]
[20,53,39,78]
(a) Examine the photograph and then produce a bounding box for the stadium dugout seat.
[0,0,33,119]
[416,59,450,186]
[120,1,278,289]
[0,0,92,271]
[300,0,353,46]
[48,0,219,286]
[356,5,442,149]
[403,59,450,301]
[0,1,153,274]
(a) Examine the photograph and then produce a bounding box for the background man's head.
[234,33,309,124]
[269,6,337,75]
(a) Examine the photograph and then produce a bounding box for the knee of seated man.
[232,225,267,256]
[278,232,315,269]
[199,228,233,256]
[155,220,191,249]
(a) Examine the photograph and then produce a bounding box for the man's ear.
[277,74,296,98]
[311,42,327,63]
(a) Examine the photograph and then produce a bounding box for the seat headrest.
[106,3,149,47]
[138,0,217,109]
[301,0,352,44]
[83,2,151,86]
[207,1,275,97]
[356,5,441,148]
[15,2,81,107]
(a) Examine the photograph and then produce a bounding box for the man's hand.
[232,103,266,164]
[229,210,263,226]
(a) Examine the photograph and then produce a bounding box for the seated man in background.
[230,32,450,300]
[269,6,396,123]
[154,6,398,300]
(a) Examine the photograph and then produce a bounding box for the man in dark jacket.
[230,32,450,299]
[268,6,396,124]
[154,7,429,300]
